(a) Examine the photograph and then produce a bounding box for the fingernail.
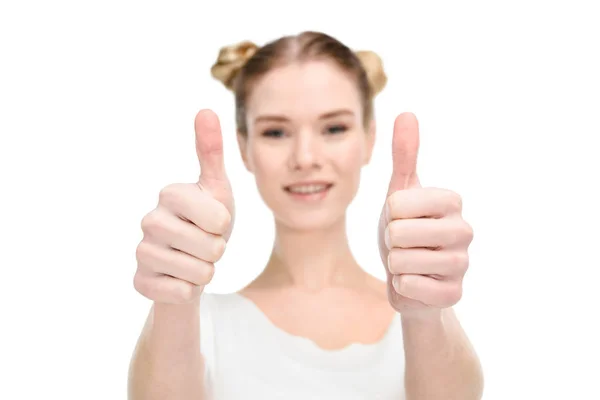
[392,276,401,293]
[384,200,391,221]
[384,226,391,250]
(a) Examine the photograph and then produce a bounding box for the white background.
[1,1,599,399]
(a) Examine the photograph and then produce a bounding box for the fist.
[134,110,235,304]
[378,113,474,315]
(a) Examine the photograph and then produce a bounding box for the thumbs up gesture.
[378,113,473,315]
[134,109,234,304]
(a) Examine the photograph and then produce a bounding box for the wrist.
[152,297,201,324]
[400,307,447,326]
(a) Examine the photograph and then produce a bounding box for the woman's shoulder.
[199,291,251,346]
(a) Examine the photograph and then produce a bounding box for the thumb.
[195,109,228,184]
[388,112,421,195]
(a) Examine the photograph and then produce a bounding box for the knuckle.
[158,183,189,210]
[448,284,463,305]
[439,281,463,307]
[133,272,152,298]
[135,241,145,262]
[448,220,471,247]
[445,190,463,214]
[450,252,469,274]
[198,263,215,285]
[205,263,216,282]
[158,183,184,207]
[209,237,227,262]
[214,206,231,233]
[140,210,162,234]
[463,221,474,241]
[135,240,152,264]
[175,282,196,303]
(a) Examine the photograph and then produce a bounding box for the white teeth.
[288,184,328,194]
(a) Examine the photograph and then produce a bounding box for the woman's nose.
[289,132,322,171]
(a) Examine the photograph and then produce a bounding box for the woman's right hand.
[134,109,235,304]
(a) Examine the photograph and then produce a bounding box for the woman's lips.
[284,182,334,201]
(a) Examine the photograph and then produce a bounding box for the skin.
[128,60,483,400]
[236,61,393,349]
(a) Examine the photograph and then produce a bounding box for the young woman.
[128,31,483,400]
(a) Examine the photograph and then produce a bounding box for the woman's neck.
[255,217,367,292]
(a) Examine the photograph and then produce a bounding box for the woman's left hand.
[378,113,474,316]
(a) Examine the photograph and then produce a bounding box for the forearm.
[402,308,483,400]
[128,300,206,400]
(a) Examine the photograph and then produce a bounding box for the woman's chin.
[275,209,345,232]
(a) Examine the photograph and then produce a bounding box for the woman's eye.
[326,125,348,134]
[263,129,285,138]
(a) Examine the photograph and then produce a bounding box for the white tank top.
[199,292,406,399]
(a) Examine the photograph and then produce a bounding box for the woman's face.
[238,60,375,231]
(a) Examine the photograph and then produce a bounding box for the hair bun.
[355,50,387,97]
[211,40,259,90]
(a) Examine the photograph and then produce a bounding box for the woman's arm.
[128,300,207,400]
[402,308,483,400]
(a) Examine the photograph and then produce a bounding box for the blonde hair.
[210,31,387,134]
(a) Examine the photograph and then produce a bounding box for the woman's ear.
[236,131,252,172]
[363,118,376,165]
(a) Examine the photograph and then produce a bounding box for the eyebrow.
[253,109,355,124]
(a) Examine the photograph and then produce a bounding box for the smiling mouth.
[284,183,334,195]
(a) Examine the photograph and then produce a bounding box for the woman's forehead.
[246,61,362,121]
